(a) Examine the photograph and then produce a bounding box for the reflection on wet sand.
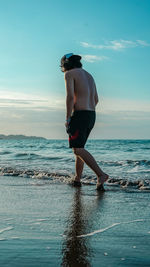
[61,188,105,267]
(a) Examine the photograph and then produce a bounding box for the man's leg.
[73,148,108,185]
[74,156,84,182]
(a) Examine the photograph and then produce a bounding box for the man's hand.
[65,117,71,133]
[65,121,69,128]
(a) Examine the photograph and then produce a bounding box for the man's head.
[60,53,82,72]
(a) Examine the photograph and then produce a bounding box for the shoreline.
[0,174,150,266]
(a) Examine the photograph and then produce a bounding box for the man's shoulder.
[64,68,80,79]
[65,68,93,80]
[64,70,73,79]
[66,68,80,74]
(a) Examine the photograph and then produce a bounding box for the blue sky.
[0,0,150,139]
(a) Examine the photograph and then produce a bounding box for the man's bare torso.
[66,68,98,111]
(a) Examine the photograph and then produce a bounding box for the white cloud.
[1,90,150,115]
[1,100,150,139]
[0,90,150,139]
[81,39,150,51]
[110,40,137,50]
[0,90,65,111]
[98,97,150,113]
[82,54,108,63]
[136,40,150,46]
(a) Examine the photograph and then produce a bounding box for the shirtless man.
[60,53,108,190]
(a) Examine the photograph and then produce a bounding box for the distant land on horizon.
[0,134,46,140]
[0,134,149,141]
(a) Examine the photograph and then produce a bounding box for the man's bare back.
[65,68,98,112]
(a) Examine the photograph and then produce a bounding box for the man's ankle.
[75,176,81,181]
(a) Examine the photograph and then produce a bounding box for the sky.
[0,0,150,139]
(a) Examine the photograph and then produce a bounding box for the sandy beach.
[0,174,150,267]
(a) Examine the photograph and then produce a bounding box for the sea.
[0,139,150,266]
[0,139,150,188]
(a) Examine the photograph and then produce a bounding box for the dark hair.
[60,54,82,72]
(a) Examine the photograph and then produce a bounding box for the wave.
[14,153,62,161]
[13,153,150,167]
[3,152,150,168]
[0,166,150,191]
[0,151,12,155]
[0,226,14,234]
[126,160,150,166]
[15,153,37,157]
[77,219,146,238]
[100,160,150,167]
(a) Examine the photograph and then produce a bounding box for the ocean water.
[0,139,150,266]
[0,139,150,189]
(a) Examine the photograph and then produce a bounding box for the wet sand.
[0,175,150,266]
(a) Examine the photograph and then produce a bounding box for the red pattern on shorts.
[69,130,79,141]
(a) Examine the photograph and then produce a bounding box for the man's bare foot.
[96,183,105,191]
[96,173,109,187]
[74,177,81,182]
[72,180,82,187]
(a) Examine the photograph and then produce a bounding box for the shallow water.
[0,139,150,266]
[0,139,150,188]
[0,175,150,266]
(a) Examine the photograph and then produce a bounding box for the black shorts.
[67,110,96,148]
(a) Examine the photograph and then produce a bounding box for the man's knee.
[72,147,82,155]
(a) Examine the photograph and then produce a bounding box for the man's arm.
[64,71,74,121]
[94,83,99,106]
